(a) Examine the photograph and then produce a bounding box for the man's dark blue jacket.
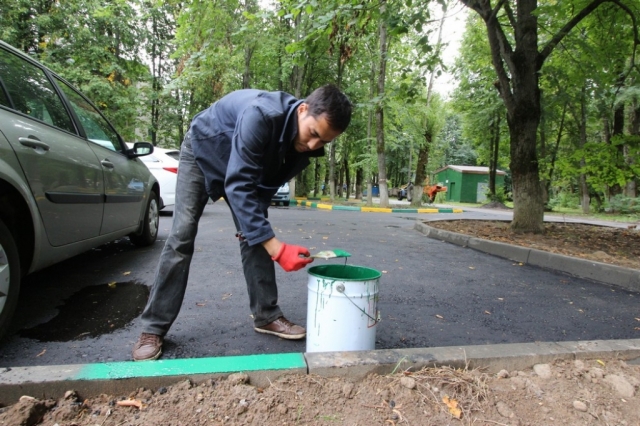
[190,89,324,246]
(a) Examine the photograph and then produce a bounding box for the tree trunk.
[489,113,500,197]
[366,68,374,206]
[544,102,567,206]
[625,100,639,197]
[579,88,590,213]
[413,3,447,206]
[313,158,320,196]
[343,155,350,199]
[414,134,430,205]
[330,56,345,202]
[375,1,389,207]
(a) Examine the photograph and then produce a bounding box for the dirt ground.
[2,215,639,425]
[425,218,640,270]
[1,358,638,425]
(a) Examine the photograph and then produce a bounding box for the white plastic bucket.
[306,264,381,353]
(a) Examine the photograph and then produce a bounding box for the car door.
[54,77,148,235]
[0,47,104,247]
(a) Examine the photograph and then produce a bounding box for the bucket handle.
[335,284,381,324]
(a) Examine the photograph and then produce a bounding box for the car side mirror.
[126,142,154,158]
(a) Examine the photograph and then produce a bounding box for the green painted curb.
[76,353,306,380]
[333,205,361,211]
[287,199,461,213]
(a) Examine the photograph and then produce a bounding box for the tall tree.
[459,0,639,232]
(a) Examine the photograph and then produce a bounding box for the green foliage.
[572,142,633,190]
[485,186,508,204]
[604,194,640,215]
[548,192,581,210]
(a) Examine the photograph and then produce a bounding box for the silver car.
[0,41,160,339]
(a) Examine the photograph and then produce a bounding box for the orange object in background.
[425,185,447,202]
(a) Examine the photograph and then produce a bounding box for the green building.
[433,165,506,203]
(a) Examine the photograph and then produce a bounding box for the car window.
[165,151,180,161]
[0,48,76,133]
[0,82,9,108]
[139,154,160,163]
[54,76,122,152]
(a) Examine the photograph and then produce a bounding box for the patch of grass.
[548,207,638,223]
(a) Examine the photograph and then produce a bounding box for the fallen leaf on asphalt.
[498,298,504,301]
[442,396,462,419]
[36,349,46,357]
[116,399,143,409]
[635,318,640,321]
[108,282,116,288]
[196,303,206,307]
[597,360,606,366]
[469,266,475,270]
[323,236,328,240]
[222,293,232,300]
[484,311,491,315]
[382,270,388,273]
[435,315,444,319]
[123,271,131,276]
[518,262,523,266]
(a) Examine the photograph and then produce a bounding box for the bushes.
[548,192,580,209]
[604,195,640,215]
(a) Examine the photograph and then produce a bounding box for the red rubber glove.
[272,243,313,272]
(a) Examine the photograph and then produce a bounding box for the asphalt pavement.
[1,202,638,369]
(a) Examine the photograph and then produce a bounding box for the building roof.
[434,165,506,175]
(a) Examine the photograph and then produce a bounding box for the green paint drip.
[76,353,305,380]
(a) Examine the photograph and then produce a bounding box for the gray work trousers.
[139,132,283,336]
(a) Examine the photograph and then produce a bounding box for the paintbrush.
[309,249,352,259]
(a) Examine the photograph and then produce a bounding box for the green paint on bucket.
[308,264,381,281]
[307,264,382,353]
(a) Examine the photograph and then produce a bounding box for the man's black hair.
[305,84,352,133]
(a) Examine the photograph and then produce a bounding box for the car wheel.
[130,190,159,246]
[0,218,20,341]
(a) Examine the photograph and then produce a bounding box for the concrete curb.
[415,222,640,292]
[1,339,639,405]
[291,199,462,214]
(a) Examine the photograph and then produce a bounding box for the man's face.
[293,103,342,153]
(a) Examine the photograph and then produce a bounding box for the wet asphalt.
[0,202,638,367]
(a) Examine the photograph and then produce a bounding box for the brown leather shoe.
[132,333,163,361]
[254,316,306,340]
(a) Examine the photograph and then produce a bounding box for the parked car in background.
[0,40,160,340]
[397,183,413,201]
[272,182,290,206]
[128,144,179,209]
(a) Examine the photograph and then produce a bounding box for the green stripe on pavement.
[437,208,454,213]
[75,353,306,380]
[392,208,418,213]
